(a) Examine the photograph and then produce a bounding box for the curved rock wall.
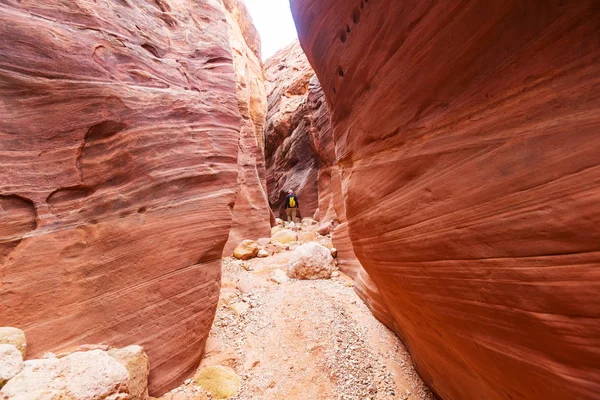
[264,41,319,220]
[221,0,272,255]
[264,42,381,331]
[0,0,258,395]
[291,1,600,399]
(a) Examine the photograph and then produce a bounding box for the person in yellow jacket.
[285,189,299,223]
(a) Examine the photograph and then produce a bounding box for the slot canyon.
[0,1,598,399]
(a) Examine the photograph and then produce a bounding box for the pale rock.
[1,350,130,399]
[257,249,268,258]
[233,240,259,260]
[271,226,284,236]
[229,302,250,316]
[271,229,297,244]
[0,328,27,359]
[257,238,271,247]
[195,366,241,399]
[219,289,238,306]
[287,242,335,280]
[317,222,333,236]
[240,262,253,271]
[0,344,23,384]
[331,271,341,278]
[269,269,290,285]
[297,231,318,243]
[301,218,318,227]
[107,345,150,400]
[330,248,338,258]
[275,218,284,227]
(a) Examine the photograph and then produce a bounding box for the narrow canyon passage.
[1,1,598,400]
[160,224,435,400]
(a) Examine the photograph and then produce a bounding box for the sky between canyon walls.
[244,0,299,59]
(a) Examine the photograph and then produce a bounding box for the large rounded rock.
[287,242,335,280]
[195,365,241,399]
[233,240,259,260]
[271,229,297,244]
[0,350,130,399]
[107,345,150,400]
[0,344,23,385]
[0,327,27,358]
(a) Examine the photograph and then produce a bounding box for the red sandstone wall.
[0,0,247,394]
[264,41,320,221]
[291,0,600,399]
[222,0,272,255]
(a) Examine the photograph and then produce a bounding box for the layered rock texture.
[291,1,600,399]
[264,41,319,220]
[221,0,272,255]
[0,0,265,395]
[264,40,381,326]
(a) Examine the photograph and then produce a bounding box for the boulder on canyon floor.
[271,229,298,245]
[287,242,336,280]
[0,347,149,400]
[0,344,22,385]
[0,327,27,358]
[291,0,600,399]
[194,365,241,399]
[233,240,260,261]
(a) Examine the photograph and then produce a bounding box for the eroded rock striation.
[264,41,319,220]
[221,0,272,255]
[0,0,263,395]
[291,1,600,399]
[264,40,378,324]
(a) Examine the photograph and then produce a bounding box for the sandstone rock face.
[221,0,272,255]
[287,242,335,280]
[0,0,259,394]
[264,41,320,220]
[233,240,259,261]
[291,1,600,399]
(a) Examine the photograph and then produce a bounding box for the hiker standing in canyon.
[285,189,299,223]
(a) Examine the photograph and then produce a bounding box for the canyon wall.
[0,0,260,395]
[291,1,600,399]
[221,0,272,255]
[264,42,319,220]
[264,41,389,331]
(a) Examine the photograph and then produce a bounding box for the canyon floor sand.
[162,240,436,400]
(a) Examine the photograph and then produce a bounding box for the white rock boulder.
[0,344,23,385]
[0,347,149,400]
[287,242,335,280]
[0,327,27,358]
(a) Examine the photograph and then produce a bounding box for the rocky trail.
[158,224,435,400]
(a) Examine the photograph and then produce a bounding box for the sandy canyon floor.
[159,235,436,400]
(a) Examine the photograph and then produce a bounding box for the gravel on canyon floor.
[162,251,436,400]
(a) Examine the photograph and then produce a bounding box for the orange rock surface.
[221,0,272,255]
[0,0,259,395]
[264,41,320,220]
[291,0,600,399]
